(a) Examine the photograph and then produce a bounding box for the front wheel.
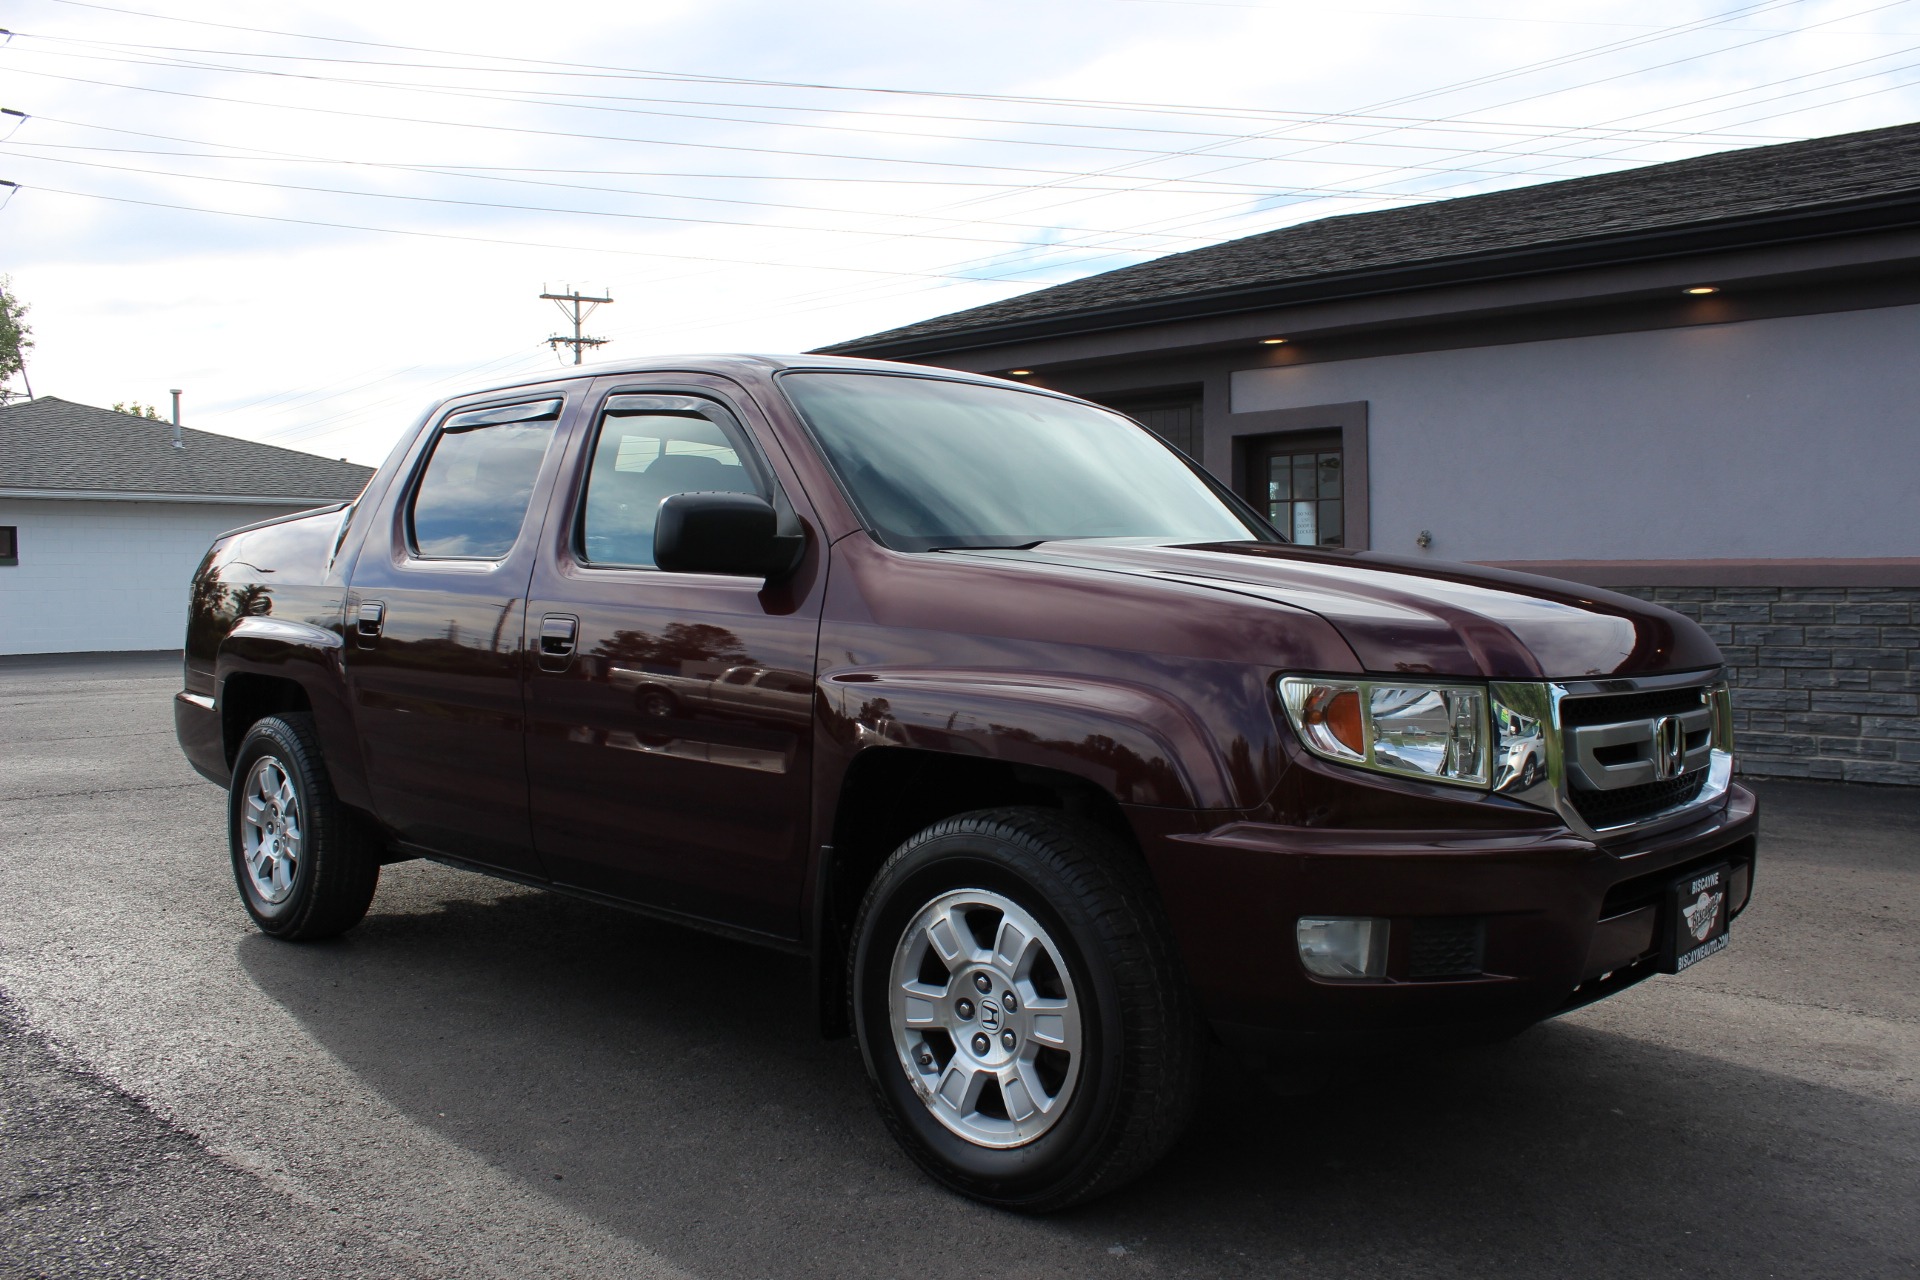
[849,808,1202,1211]
[228,713,380,940]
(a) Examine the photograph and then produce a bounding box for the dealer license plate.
[1662,862,1731,973]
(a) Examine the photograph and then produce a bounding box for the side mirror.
[653,492,803,579]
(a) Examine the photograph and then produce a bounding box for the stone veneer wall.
[1611,586,1920,786]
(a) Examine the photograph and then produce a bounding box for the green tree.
[113,401,162,419]
[0,275,29,388]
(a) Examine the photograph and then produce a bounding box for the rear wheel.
[849,807,1202,1212]
[228,713,379,940]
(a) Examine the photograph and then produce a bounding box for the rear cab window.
[408,398,563,559]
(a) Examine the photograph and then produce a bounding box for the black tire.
[227,713,380,940]
[849,807,1202,1212]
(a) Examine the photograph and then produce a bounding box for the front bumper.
[1130,784,1758,1050]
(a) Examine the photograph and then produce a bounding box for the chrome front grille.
[1559,681,1717,829]
[1567,771,1710,829]
[1559,685,1720,728]
[1563,693,1715,793]
[1490,673,1732,840]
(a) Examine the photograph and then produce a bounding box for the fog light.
[1296,917,1388,979]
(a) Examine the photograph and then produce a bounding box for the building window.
[1260,446,1342,546]
[1229,401,1369,549]
[0,526,15,566]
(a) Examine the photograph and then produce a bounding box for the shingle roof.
[828,119,1920,354]
[0,397,374,501]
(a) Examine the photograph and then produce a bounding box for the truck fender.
[820,667,1238,810]
[215,617,373,811]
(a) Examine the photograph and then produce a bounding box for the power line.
[636,0,1818,313]
[3,51,1748,194]
[0,182,1071,283]
[238,347,553,439]
[19,0,1918,454]
[3,133,1676,242]
[4,0,1834,306]
[9,63,1491,191]
[739,0,1903,316]
[610,0,1904,345]
[1,0,1844,290]
[26,0,1842,126]
[0,138,1291,242]
[14,115,1308,191]
[0,149,1220,251]
[8,31,1797,150]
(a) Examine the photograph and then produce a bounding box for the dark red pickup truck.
[175,355,1756,1210]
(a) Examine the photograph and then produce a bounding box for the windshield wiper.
[925,540,1046,552]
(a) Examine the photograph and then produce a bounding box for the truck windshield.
[781,372,1272,552]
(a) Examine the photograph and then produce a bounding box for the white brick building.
[0,399,372,655]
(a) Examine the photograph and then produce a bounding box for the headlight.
[1277,676,1489,787]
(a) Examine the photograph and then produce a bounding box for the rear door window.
[578,396,764,569]
[409,398,562,559]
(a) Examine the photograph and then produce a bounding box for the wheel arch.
[811,744,1143,1039]
[215,617,373,812]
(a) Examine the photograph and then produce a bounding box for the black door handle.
[355,601,385,647]
[538,614,578,671]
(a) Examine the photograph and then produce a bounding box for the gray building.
[827,121,1920,785]
[0,398,373,655]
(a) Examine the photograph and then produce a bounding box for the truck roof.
[451,353,1018,403]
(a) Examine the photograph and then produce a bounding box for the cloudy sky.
[2,0,1918,463]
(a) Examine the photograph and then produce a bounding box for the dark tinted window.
[0,526,16,565]
[579,401,761,569]
[409,400,559,559]
[780,373,1264,552]
[1264,447,1343,547]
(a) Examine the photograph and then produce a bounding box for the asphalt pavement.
[1,651,1915,1279]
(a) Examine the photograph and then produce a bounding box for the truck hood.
[990,540,1720,680]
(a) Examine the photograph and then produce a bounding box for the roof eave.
[0,487,358,505]
[822,190,1920,360]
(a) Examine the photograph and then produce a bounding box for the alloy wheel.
[888,888,1083,1149]
[239,755,304,905]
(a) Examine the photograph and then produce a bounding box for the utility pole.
[541,285,612,364]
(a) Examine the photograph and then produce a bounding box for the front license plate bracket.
[1661,861,1731,974]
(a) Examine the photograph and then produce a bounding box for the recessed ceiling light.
[1260,337,1289,345]
[1684,285,1720,295]
[1008,369,1032,376]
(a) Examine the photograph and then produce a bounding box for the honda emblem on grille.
[1652,715,1687,780]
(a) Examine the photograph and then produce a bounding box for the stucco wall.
[0,499,313,655]
[1229,303,1920,562]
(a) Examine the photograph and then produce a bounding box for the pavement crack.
[0,731,175,745]
[0,781,212,806]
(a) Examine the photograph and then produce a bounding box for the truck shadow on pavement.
[236,869,1917,1279]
